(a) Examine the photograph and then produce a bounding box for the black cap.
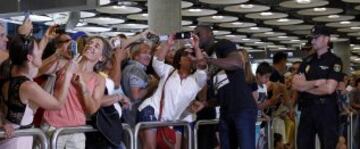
[214,39,237,58]
[311,24,331,36]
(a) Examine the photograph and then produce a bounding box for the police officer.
[292,25,343,149]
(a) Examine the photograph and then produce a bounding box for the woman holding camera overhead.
[38,35,110,149]
[137,33,207,149]
[0,23,78,149]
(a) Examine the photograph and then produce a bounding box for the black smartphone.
[175,32,191,40]
[69,40,78,58]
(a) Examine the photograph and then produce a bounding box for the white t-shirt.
[257,84,268,104]
[104,78,123,118]
[138,57,207,121]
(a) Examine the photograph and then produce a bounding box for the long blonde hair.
[239,49,256,84]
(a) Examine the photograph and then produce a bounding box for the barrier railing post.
[50,125,96,149]
[267,120,272,149]
[347,112,353,149]
[194,119,219,149]
[0,128,48,149]
[50,124,133,149]
[134,121,192,149]
[122,123,134,149]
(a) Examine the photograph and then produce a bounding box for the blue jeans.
[219,109,257,149]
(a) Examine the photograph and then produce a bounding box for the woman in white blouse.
[137,34,207,149]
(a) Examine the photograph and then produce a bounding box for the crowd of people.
[0,18,359,149]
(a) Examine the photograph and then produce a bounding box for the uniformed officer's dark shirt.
[270,69,285,84]
[298,51,343,100]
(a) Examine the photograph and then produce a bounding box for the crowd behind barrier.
[0,112,357,149]
[1,20,359,149]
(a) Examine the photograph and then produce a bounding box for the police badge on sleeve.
[333,64,341,72]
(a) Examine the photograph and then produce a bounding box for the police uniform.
[297,25,343,149]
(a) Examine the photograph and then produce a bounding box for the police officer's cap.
[311,24,331,36]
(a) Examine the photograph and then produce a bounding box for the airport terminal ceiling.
[1,0,360,69]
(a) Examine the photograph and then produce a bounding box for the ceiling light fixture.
[278,36,288,39]
[240,4,254,9]
[225,35,236,38]
[353,47,360,50]
[232,22,243,25]
[250,27,260,30]
[142,14,148,17]
[242,38,250,41]
[188,9,202,12]
[291,39,300,42]
[296,0,311,4]
[260,12,273,16]
[265,32,274,34]
[350,27,360,30]
[277,18,289,22]
[212,16,224,19]
[313,8,327,12]
[340,21,351,24]
[328,15,340,19]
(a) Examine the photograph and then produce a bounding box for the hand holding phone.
[69,40,78,58]
[18,11,33,36]
[175,32,191,40]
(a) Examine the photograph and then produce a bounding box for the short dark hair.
[172,48,195,70]
[274,133,283,148]
[355,78,360,87]
[195,25,212,33]
[273,52,287,64]
[256,62,273,76]
[117,34,127,39]
[9,35,36,66]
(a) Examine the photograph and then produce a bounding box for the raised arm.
[24,60,78,110]
[109,48,128,88]
[207,51,243,71]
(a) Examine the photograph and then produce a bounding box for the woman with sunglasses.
[137,34,207,149]
[0,27,78,149]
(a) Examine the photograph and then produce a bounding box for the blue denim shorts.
[137,106,157,123]
[137,106,191,134]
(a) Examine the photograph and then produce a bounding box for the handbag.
[156,69,176,149]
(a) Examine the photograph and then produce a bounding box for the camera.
[146,32,160,43]
[175,32,191,40]
[50,25,66,34]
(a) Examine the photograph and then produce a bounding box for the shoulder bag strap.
[158,69,176,120]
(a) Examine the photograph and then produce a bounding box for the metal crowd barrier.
[134,121,192,149]
[347,112,353,149]
[0,128,48,149]
[194,119,218,149]
[193,118,272,149]
[50,124,133,149]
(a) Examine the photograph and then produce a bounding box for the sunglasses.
[58,39,71,44]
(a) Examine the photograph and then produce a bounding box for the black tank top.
[2,76,30,125]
